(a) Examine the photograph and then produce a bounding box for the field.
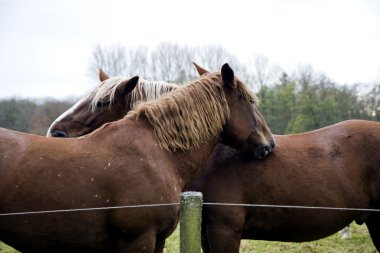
[163,223,377,253]
[0,223,376,252]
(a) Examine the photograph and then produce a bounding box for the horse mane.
[130,80,178,108]
[90,77,178,112]
[128,73,258,152]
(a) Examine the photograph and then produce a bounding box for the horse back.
[195,120,380,243]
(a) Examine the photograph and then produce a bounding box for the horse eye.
[96,100,110,108]
[238,93,244,101]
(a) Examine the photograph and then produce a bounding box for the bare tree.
[249,55,282,90]
[88,42,265,88]
[88,44,129,78]
[192,45,240,71]
[150,42,194,83]
[128,45,150,79]
[193,45,263,89]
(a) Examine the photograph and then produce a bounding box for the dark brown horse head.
[195,63,275,159]
[46,73,139,137]
[47,69,177,137]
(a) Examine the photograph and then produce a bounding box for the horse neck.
[86,115,220,190]
[174,138,219,189]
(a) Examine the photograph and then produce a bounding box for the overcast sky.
[0,0,379,99]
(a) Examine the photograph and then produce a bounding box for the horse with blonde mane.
[47,69,178,137]
[190,66,380,253]
[0,64,274,253]
[49,64,380,252]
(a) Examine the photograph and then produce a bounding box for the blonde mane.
[90,77,178,111]
[130,80,178,108]
[128,73,258,152]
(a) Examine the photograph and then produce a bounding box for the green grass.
[164,226,180,252]
[163,223,377,253]
[0,242,18,253]
[1,223,376,252]
[239,223,376,253]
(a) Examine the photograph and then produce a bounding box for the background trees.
[1,42,378,136]
[0,99,73,135]
[0,99,37,132]
[88,42,249,84]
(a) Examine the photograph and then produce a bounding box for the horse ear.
[193,62,209,76]
[117,76,139,97]
[99,68,110,82]
[221,63,235,89]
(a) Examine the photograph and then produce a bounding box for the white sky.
[0,0,379,99]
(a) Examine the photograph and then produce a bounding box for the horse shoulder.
[0,129,38,170]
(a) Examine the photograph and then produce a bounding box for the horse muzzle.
[254,142,274,159]
[245,134,275,159]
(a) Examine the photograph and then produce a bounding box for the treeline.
[258,73,377,134]
[0,43,379,135]
[88,43,251,84]
[0,99,73,135]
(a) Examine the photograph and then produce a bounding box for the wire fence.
[0,203,180,216]
[0,192,378,253]
[0,202,379,216]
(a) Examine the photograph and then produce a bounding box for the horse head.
[205,63,275,159]
[47,69,178,138]
[46,70,139,137]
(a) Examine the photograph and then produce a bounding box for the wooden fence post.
[180,191,203,253]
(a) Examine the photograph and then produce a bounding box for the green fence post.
[180,191,203,253]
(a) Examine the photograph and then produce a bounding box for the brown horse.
[194,120,380,252]
[0,64,274,253]
[47,69,178,137]
[192,64,380,252]
[51,66,380,252]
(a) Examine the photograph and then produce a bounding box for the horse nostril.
[264,143,274,155]
[51,130,68,138]
[268,136,276,150]
[270,140,276,149]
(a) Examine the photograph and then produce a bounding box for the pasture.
[164,223,376,252]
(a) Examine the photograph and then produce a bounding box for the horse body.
[0,121,182,252]
[0,65,274,252]
[195,120,380,252]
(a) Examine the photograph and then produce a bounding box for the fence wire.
[0,203,180,216]
[203,202,380,212]
[0,202,379,216]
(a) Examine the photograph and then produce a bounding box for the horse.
[188,65,378,252]
[48,65,379,252]
[47,69,178,137]
[0,64,274,253]
[193,120,380,252]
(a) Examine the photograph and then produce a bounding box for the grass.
[239,223,376,253]
[0,242,18,253]
[0,223,376,252]
[163,223,377,253]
